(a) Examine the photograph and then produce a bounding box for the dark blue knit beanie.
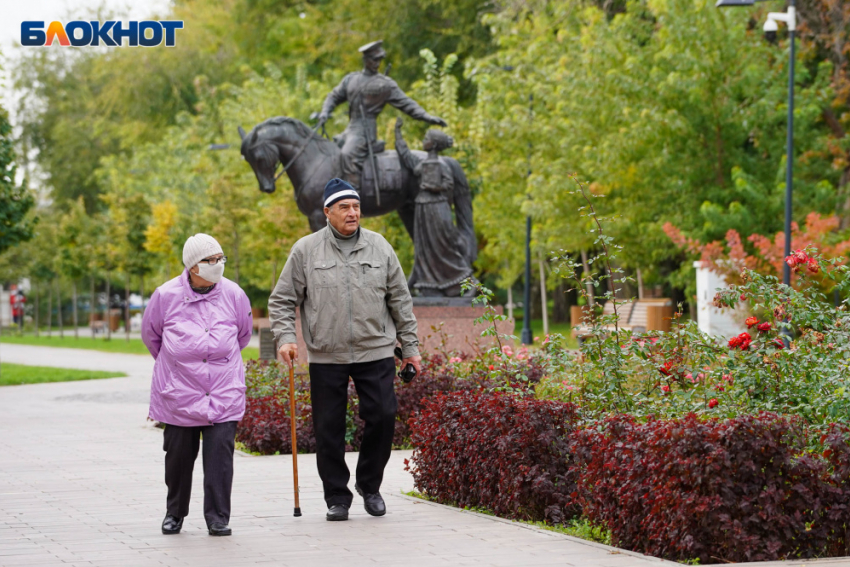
[323,178,360,208]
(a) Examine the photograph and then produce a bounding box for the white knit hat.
[182,234,223,269]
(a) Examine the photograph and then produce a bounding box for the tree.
[0,102,35,254]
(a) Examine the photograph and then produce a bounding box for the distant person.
[142,234,252,537]
[269,178,421,521]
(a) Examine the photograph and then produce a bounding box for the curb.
[396,492,679,565]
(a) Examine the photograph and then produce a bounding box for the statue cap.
[359,40,386,59]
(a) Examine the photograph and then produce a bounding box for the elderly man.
[268,178,421,521]
[317,40,447,189]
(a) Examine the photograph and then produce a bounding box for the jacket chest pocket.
[357,260,384,290]
[311,260,338,288]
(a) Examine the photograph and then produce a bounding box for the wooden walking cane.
[288,351,302,517]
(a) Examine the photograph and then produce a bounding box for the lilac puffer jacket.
[142,270,253,427]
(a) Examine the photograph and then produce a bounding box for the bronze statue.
[238,41,477,293]
[394,118,476,296]
[317,40,447,191]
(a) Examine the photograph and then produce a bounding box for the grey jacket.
[268,226,419,364]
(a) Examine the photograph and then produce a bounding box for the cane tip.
[294,508,302,517]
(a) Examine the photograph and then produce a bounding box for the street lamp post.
[521,93,534,345]
[716,0,796,287]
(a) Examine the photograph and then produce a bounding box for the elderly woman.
[142,233,252,537]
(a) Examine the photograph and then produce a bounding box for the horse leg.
[308,209,326,233]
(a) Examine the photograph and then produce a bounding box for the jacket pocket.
[357,260,385,291]
[308,261,340,351]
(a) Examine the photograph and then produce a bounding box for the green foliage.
[0,103,35,255]
[0,363,125,386]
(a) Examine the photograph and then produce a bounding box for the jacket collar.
[180,268,222,303]
[322,225,370,254]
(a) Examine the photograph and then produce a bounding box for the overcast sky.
[1,1,172,190]
[1,0,172,109]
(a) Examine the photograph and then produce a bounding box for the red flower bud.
[757,322,771,332]
[745,316,759,327]
[773,337,785,350]
[661,385,670,394]
[708,398,718,409]
[807,258,819,274]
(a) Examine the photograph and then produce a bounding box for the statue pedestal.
[283,299,515,361]
[412,297,515,355]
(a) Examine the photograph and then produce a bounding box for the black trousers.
[162,420,237,526]
[309,357,397,507]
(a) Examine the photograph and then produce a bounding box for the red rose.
[737,332,752,350]
[807,258,819,274]
[773,338,785,350]
[488,365,495,370]
[728,335,742,349]
[785,255,798,268]
[708,398,718,409]
[661,385,670,394]
[757,322,771,332]
[794,249,809,263]
[745,316,759,327]
[658,361,674,376]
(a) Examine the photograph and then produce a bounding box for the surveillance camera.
[763,18,778,43]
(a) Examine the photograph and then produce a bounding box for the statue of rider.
[317,40,447,190]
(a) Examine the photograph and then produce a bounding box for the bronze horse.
[238,117,475,263]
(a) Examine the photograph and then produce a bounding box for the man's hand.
[395,117,404,130]
[402,355,422,378]
[277,343,298,366]
[428,115,448,127]
[317,111,330,126]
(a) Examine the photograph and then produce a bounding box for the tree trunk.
[105,274,111,341]
[580,250,596,305]
[637,268,645,300]
[125,273,130,342]
[552,281,569,324]
[90,276,96,339]
[34,284,39,337]
[57,282,64,338]
[538,252,548,338]
[73,281,78,339]
[47,285,53,337]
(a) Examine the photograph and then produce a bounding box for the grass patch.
[402,490,611,545]
[0,363,126,386]
[0,334,260,361]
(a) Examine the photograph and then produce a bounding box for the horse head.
[239,123,279,194]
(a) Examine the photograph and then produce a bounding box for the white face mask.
[196,262,225,284]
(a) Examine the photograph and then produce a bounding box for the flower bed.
[235,354,544,454]
[407,393,850,563]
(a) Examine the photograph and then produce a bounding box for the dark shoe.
[208,522,232,536]
[326,504,349,521]
[355,484,386,517]
[161,514,183,535]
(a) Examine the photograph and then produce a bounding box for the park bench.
[572,298,673,340]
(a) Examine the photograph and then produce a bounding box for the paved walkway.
[0,344,848,567]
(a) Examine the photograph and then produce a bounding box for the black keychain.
[393,347,417,383]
